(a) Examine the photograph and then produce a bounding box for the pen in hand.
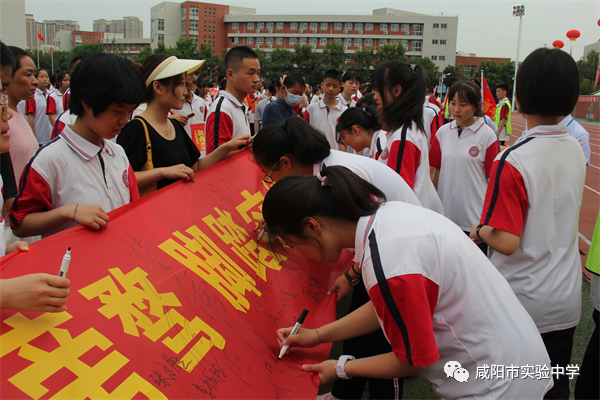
[279,309,309,358]
[58,247,71,278]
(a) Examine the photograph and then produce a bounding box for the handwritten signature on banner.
[1,156,346,400]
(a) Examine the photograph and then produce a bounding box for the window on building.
[432,39,438,44]
[277,22,283,30]
[440,39,446,45]
[344,38,352,46]
[345,23,352,31]
[209,8,212,18]
[182,7,187,18]
[300,22,308,30]
[204,35,207,42]
[345,54,351,62]
[204,7,207,17]
[257,37,264,44]
[390,39,398,45]
[158,19,164,31]
[190,6,198,16]
[431,55,437,60]
[402,39,408,48]
[204,21,207,31]
[412,40,422,51]
[320,22,328,30]
[366,23,373,31]
[190,20,198,31]
[355,38,362,46]
[355,23,363,31]
[334,23,342,30]
[300,37,307,45]
[320,37,327,45]
[158,34,164,42]
[365,38,373,47]
[181,20,186,32]
[399,24,407,33]
[257,22,264,30]
[290,22,297,30]
[310,37,317,45]
[232,22,239,30]
[75,33,82,42]
[439,55,445,61]
[289,37,296,45]
[266,37,273,44]
[213,8,217,18]
[213,23,215,33]
[247,22,254,30]
[380,23,388,31]
[433,23,439,29]
[413,24,423,35]
[379,38,387,45]
[310,22,317,30]
[334,38,341,43]
[267,22,273,29]
[276,37,283,45]
[464,65,477,74]
[247,37,254,44]
[441,23,447,29]
[231,37,238,44]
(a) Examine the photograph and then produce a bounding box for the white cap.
[145,56,205,88]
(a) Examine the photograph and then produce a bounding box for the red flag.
[595,57,600,89]
[37,32,44,41]
[0,153,349,399]
[481,72,497,119]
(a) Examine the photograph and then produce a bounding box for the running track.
[509,114,599,278]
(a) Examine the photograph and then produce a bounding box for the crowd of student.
[0,41,598,399]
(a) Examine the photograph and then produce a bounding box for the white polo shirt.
[561,115,590,164]
[429,119,499,231]
[205,90,250,155]
[337,94,357,108]
[171,93,207,157]
[9,125,140,237]
[379,122,443,214]
[23,88,53,145]
[369,130,387,160]
[304,99,348,150]
[356,202,552,399]
[480,124,585,333]
[46,90,66,117]
[422,105,437,149]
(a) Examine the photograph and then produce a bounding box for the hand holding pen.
[276,310,319,357]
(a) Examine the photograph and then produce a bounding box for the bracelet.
[351,264,361,276]
[314,329,321,344]
[72,204,79,221]
[476,224,484,240]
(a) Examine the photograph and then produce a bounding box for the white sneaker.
[316,393,341,400]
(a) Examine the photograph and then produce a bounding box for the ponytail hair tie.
[316,172,330,187]
[410,64,416,72]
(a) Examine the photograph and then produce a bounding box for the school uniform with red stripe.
[46,90,65,118]
[205,90,249,155]
[304,98,347,150]
[480,124,585,333]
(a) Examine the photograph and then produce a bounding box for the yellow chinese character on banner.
[235,190,264,224]
[159,225,261,312]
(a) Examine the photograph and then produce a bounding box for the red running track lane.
[509,113,599,278]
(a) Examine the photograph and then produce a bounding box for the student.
[205,46,258,155]
[46,70,70,127]
[254,79,277,133]
[470,48,585,399]
[429,81,499,254]
[21,68,53,146]
[372,61,443,214]
[267,166,552,399]
[119,53,249,194]
[170,73,207,156]
[338,69,360,108]
[311,86,321,104]
[493,83,511,145]
[336,104,383,160]
[304,70,347,151]
[262,73,305,126]
[8,53,144,238]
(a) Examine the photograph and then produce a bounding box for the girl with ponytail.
[372,61,443,214]
[336,101,384,160]
[265,166,552,400]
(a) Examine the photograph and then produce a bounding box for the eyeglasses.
[263,154,287,183]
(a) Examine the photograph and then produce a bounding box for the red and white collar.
[61,125,114,161]
[521,124,567,141]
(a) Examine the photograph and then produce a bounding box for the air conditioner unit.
[311,45,316,49]
[383,31,388,35]
[268,44,273,48]
[343,30,349,34]
[312,29,317,33]
[268,29,273,33]
[357,46,362,50]
[255,29,260,33]
[298,29,304,33]
[235,30,240,34]
[358,30,363,34]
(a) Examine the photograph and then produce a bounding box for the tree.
[577,49,598,95]
[134,46,153,64]
[173,38,201,59]
[28,49,70,72]
[266,47,294,79]
[374,42,406,67]
[441,64,466,89]
[412,57,439,88]
[195,42,218,80]
[292,44,319,83]
[351,49,377,81]
[70,43,105,60]
[477,60,515,100]
[321,42,346,70]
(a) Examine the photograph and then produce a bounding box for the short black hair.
[516,48,579,117]
[496,83,508,92]
[355,93,377,108]
[200,79,211,89]
[8,46,30,76]
[0,41,16,70]
[224,45,259,72]
[283,73,305,90]
[322,69,342,84]
[70,53,144,117]
[342,68,360,84]
[70,56,83,71]
[265,79,276,95]
[447,80,483,117]
[274,77,282,89]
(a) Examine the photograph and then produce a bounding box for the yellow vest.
[586,212,600,276]
[494,99,512,136]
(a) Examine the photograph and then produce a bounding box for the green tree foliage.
[321,43,346,71]
[477,60,515,98]
[351,49,377,81]
[172,38,200,59]
[293,44,319,83]
[133,46,153,64]
[441,64,466,89]
[265,47,294,79]
[28,49,71,72]
[374,42,406,67]
[577,49,598,95]
[412,57,439,89]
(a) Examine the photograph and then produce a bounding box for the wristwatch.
[335,355,356,379]
[344,270,361,286]
[475,224,485,240]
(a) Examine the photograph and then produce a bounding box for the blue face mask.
[285,93,303,107]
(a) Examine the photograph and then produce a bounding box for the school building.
[150,3,458,68]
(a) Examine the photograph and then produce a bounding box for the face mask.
[285,93,302,107]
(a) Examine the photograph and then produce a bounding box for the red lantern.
[566,30,580,41]
[552,40,564,49]
[597,19,600,27]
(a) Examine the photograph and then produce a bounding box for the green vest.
[586,212,600,276]
[494,99,512,136]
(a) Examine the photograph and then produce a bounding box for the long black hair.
[252,117,330,168]
[263,166,386,253]
[371,60,426,134]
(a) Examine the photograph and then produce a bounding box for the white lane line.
[579,232,592,246]
[585,185,600,195]
[588,163,600,170]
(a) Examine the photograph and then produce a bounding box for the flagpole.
[481,70,484,114]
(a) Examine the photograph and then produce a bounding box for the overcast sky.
[25,0,599,61]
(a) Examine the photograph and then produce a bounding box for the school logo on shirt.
[123,170,129,188]
[199,106,204,114]
[469,146,480,157]
[380,148,389,160]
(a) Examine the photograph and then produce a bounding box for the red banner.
[37,32,44,42]
[0,153,351,399]
[481,72,497,120]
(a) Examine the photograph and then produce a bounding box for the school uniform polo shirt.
[171,94,208,157]
[429,119,499,231]
[205,90,250,155]
[261,97,297,127]
[480,124,585,333]
[337,94,357,108]
[561,114,591,164]
[422,105,438,148]
[24,88,53,145]
[369,130,387,160]
[356,202,552,399]
[46,90,65,118]
[62,88,71,111]
[304,99,348,150]
[9,125,140,237]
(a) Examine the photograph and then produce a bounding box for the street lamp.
[439,72,451,101]
[511,5,525,112]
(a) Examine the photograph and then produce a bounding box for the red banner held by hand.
[0,153,351,399]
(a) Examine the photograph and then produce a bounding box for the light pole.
[511,5,525,112]
[439,72,450,101]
